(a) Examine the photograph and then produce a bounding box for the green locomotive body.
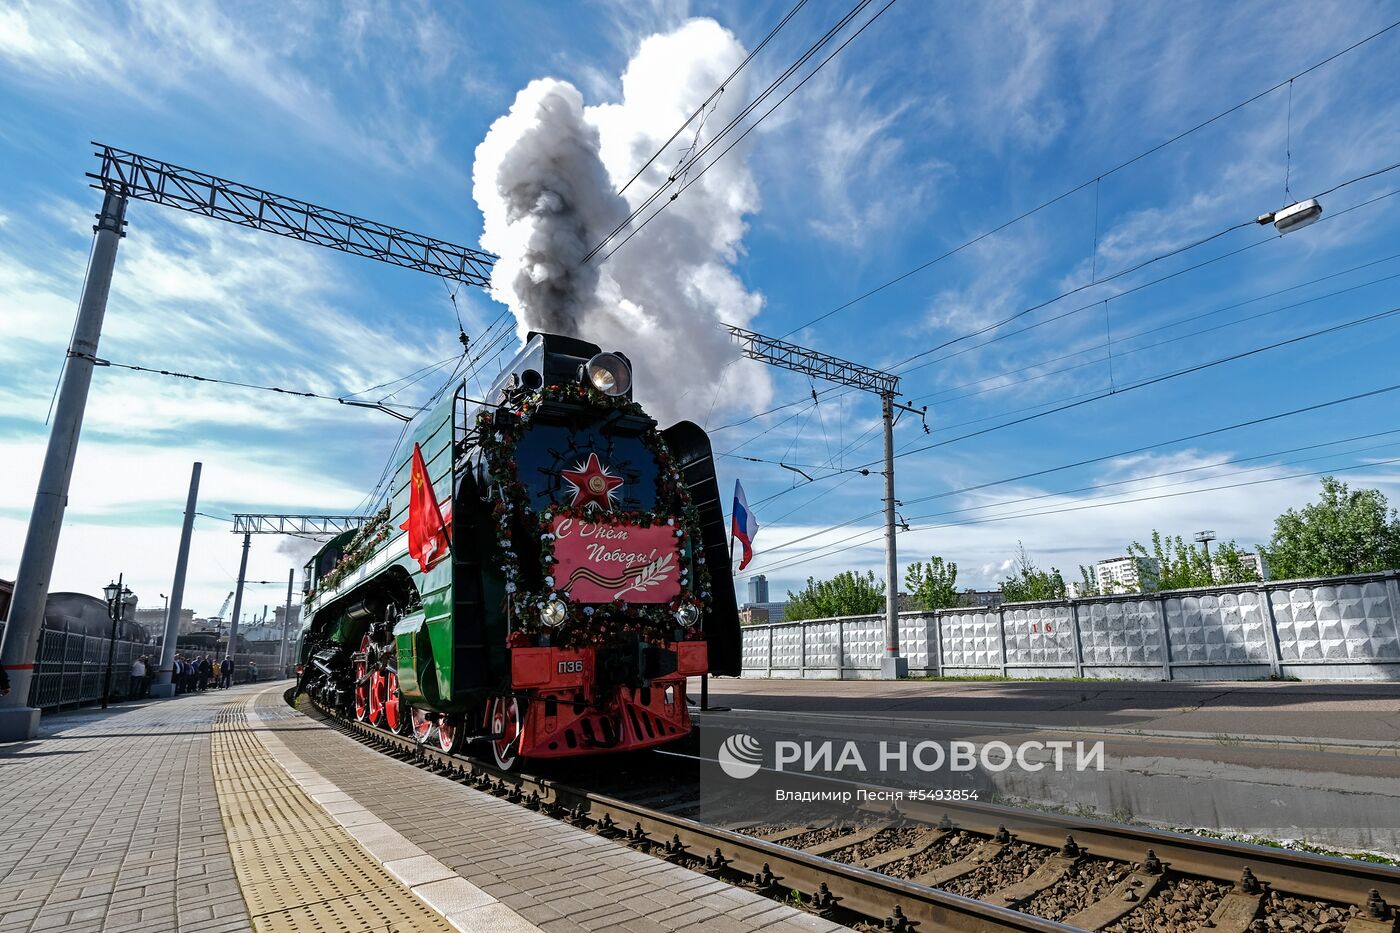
[295,333,740,766]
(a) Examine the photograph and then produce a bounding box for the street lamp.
[1256,198,1322,234]
[101,575,132,710]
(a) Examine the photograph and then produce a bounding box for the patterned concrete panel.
[897,616,934,669]
[1273,581,1400,662]
[740,628,770,672]
[1003,604,1075,666]
[770,624,803,669]
[1079,599,1164,665]
[844,616,884,670]
[939,610,1002,668]
[804,619,842,672]
[1164,591,1271,664]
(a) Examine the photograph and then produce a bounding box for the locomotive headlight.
[540,599,568,627]
[585,352,632,397]
[674,603,700,628]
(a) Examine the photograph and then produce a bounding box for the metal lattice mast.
[726,325,913,679]
[2,144,492,738]
[92,145,496,286]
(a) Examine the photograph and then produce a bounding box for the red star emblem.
[560,452,624,510]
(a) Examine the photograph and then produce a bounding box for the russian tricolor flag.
[732,479,759,570]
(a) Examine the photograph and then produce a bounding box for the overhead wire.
[586,0,879,261]
[714,176,1400,473]
[782,16,1400,336]
[753,427,1400,560]
[614,0,812,197]
[744,453,1400,579]
[594,0,900,265]
[734,378,1400,573]
[74,352,425,417]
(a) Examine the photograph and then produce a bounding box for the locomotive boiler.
[294,332,741,768]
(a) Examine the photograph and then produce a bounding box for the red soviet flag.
[400,442,451,572]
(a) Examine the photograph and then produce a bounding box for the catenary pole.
[880,392,907,679]
[227,533,251,659]
[152,462,201,698]
[279,568,294,675]
[0,189,128,740]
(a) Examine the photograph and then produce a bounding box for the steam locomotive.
[294,332,740,768]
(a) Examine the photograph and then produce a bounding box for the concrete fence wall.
[740,570,1400,681]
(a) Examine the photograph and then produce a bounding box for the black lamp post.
[102,575,132,710]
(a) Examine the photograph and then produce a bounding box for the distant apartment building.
[956,589,1003,610]
[747,575,770,605]
[1227,551,1269,581]
[1094,556,1157,594]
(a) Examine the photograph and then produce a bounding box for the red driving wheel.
[353,636,370,722]
[384,670,408,735]
[368,668,386,727]
[411,706,434,744]
[488,696,523,770]
[438,716,466,754]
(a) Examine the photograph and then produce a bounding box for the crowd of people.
[126,654,261,697]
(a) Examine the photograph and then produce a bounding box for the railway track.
[300,695,1400,933]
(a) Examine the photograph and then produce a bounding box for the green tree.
[1212,541,1263,585]
[785,570,886,621]
[1126,531,1260,591]
[904,556,959,611]
[999,544,1066,602]
[1261,477,1400,579]
[1076,565,1100,597]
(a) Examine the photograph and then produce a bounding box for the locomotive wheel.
[353,638,370,722]
[437,716,465,754]
[411,706,434,744]
[368,668,387,727]
[488,696,523,771]
[384,671,409,735]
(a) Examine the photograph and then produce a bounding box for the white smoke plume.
[472,18,773,425]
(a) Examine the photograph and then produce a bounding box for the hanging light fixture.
[1256,198,1323,234]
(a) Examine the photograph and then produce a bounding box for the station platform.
[0,682,845,933]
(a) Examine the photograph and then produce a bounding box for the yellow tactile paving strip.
[212,705,453,932]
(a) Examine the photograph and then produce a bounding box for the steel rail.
[304,697,1072,932]
[303,696,1400,925]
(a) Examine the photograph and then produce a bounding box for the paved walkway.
[0,689,254,933]
[252,690,841,933]
[0,683,849,933]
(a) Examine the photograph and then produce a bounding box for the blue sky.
[2,0,1399,621]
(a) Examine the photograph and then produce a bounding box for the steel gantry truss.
[230,514,363,536]
[726,325,900,395]
[726,326,923,679]
[1,143,504,738]
[92,144,496,286]
[223,514,362,674]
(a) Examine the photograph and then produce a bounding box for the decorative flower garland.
[313,504,393,597]
[479,383,712,648]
